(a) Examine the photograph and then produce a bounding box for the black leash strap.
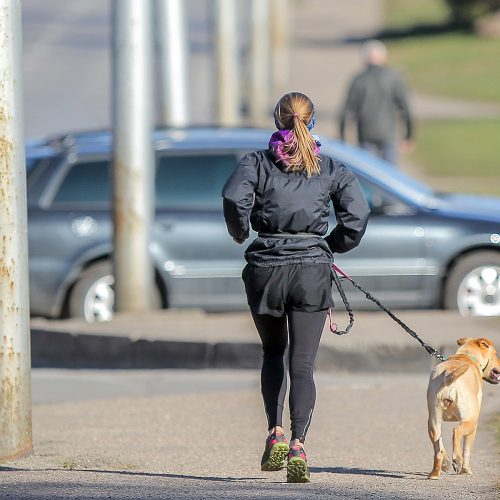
[328,268,354,335]
[330,264,447,363]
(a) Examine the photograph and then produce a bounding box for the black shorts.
[242,263,334,317]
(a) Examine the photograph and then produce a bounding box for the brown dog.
[427,337,500,480]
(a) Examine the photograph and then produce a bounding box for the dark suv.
[26,128,500,321]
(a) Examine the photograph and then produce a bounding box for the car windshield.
[321,140,435,206]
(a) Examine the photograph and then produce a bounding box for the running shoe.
[260,432,290,471]
[286,446,310,483]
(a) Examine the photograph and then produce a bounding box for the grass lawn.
[407,119,500,195]
[383,1,500,102]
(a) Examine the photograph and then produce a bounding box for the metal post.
[270,0,290,100]
[214,0,240,126]
[156,0,189,128]
[0,0,32,461]
[112,0,155,312]
[249,0,270,126]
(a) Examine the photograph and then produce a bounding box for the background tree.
[445,0,500,25]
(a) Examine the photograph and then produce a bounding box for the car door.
[332,175,429,308]
[28,155,112,317]
[153,150,246,310]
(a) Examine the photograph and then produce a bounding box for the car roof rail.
[41,129,112,150]
[33,125,272,154]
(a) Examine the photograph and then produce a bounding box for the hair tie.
[293,113,299,117]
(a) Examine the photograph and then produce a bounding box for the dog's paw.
[460,466,472,475]
[452,458,463,474]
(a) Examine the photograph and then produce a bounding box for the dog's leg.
[452,419,476,474]
[428,415,448,479]
[461,422,478,475]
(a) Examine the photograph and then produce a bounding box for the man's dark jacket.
[222,150,370,267]
[339,64,413,144]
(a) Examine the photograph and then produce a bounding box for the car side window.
[51,160,110,205]
[156,153,237,209]
[357,176,414,216]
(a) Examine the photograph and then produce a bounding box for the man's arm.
[393,74,413,141]
[339,77,361,141]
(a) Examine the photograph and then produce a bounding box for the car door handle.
[157,220,175,231]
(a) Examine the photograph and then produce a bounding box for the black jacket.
[222,150,370,267]
[340,64,413,144]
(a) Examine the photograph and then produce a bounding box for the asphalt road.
[2,370,499,499]
[21,0,376,140]
[22,0,246,139]
[31,368,261,404]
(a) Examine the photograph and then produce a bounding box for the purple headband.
[268,129,321,170]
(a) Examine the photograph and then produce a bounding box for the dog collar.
[464,353,488,373]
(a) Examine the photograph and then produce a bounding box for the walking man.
[339,39,414,165]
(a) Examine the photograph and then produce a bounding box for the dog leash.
[329,263,447,363]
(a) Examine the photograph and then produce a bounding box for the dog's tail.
[444,365,469,386]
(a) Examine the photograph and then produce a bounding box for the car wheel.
[69,261,162,323]
[444,251,500,317]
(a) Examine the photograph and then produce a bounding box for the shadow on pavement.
[1,466,262,482]
[296,21,470,49]
[310,466,428,479]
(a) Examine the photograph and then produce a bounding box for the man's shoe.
[286,446,310,483]
[260,432,289,471]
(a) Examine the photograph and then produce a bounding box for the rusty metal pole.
[0,0,32,461]
[214,0,240,126]
[270,0,290,100]
[249,0,270,126]
[156,0,189,128]
[112,0,155,312]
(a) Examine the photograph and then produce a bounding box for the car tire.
[444,251,500,317]
[69,261,162,323]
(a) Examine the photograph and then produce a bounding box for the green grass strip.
[405,119,500,196]
[384,0,500,102]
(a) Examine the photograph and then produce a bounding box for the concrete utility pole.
[249,0,271,126]
[0,0,32,461]
[112,0,155,313]
[270,0,290,100]
[156,0,189,128]
[214,0,240,126]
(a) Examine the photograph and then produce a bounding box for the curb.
[31,328,449,372]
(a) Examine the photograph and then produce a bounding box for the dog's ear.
[477,338,492,350]
[457,337,472,346]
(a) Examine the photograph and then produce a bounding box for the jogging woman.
[222,92,370,483]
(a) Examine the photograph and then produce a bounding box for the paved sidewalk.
[291,0,385,138]
[1,373,499,499]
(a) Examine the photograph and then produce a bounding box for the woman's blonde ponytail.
[273,92,321,177]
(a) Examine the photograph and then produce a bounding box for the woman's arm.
[222,153,258,244]
[325,161,370,253]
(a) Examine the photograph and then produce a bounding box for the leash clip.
[327,308,337,333]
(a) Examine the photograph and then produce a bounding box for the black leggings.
[251,309,327,443]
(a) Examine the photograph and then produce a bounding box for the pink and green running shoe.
[286,446,310,483]
[260,432,290,471]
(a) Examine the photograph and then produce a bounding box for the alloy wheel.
[457,265,500,316]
